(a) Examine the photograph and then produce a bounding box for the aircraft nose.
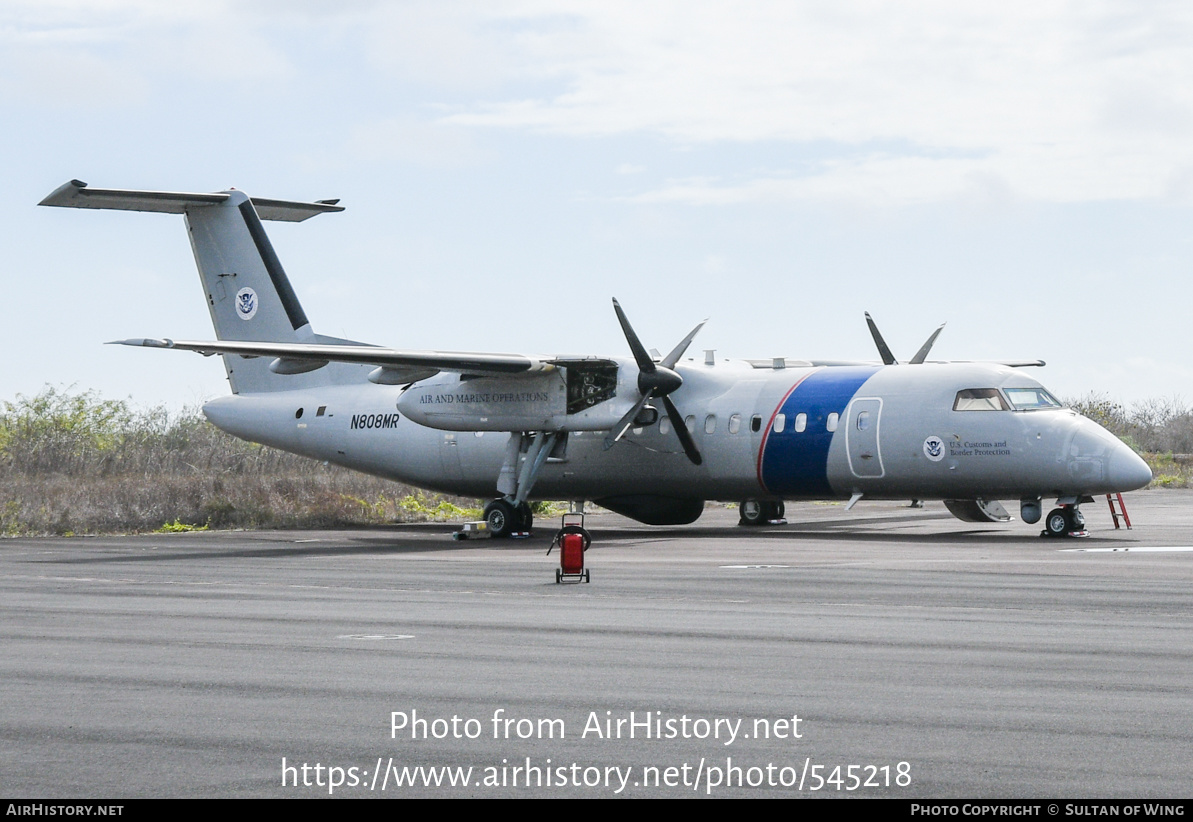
[1065,416,1152,492]
[1106,442,1152,491]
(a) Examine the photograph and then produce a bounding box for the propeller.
[603,299,706,465]
[864,312,945,365]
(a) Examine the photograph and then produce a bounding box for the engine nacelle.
[397,369,640,432]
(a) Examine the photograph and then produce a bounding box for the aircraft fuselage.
[202,358,1150,510]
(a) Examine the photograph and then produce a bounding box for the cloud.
[343,117,490,167]
[436,1,1193,203]
[9,1,1193,204]
[0,1,303,107]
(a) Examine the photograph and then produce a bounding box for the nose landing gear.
[1042,504,1087,538]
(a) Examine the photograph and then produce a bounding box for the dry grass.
[0,387,479,536]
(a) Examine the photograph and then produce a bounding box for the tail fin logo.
[236,287,259,320]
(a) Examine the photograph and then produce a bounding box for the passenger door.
[846,398,884,478]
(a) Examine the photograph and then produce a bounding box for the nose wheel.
[1042,505,1086,538]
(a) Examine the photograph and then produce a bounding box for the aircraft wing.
[110,338,555,380]
[928,359,1046,368]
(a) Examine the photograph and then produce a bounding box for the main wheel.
[761,500,785,521]
[1044,508,1069,537]
[739,499,765,526]
[484,499,516,538]
[1065,507,1085,532]
[516,501,534,532]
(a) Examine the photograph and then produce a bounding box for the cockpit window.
[953,388,1009,412]
[1003,387,1062,411]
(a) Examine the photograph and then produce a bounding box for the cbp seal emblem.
[923,436,945,462]
[236,287,258,320]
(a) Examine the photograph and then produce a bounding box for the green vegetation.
[155,519,209,533]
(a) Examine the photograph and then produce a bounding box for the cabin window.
[856,411,871,431]
[728,414,741,434]
[751,415,763,433]
[794,412,807,432]
[705,415,717,434]
[826,412,839,432]
[685,415,696,433]
[660,417,672,435]
[773,413,786,433]
[1003,387,1063,411]
[953,388,1010,411]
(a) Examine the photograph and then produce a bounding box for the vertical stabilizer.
[40,180,355,394]
[185,191,320,393]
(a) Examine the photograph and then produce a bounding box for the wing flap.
[110,338,549,376]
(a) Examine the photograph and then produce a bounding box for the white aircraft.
[40,180,1152,538]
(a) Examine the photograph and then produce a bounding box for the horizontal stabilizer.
[108,338,553,377]
[39,180,343,222]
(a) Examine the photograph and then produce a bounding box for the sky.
[4,1,1193,410]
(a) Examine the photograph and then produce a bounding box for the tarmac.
[2,490,1192,798]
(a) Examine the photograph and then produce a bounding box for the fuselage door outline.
[846,396,884,479]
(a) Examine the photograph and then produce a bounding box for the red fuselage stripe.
[755,368,820,493]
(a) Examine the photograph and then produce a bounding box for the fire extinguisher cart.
[548,513,591,583]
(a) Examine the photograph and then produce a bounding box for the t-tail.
[40,179,363,394]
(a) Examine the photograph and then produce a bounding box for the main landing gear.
[482,499,534,538]
[1042,504,1086,538]
[738,499,786,526]
[483,431,561,538]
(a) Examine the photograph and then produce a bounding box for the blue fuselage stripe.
[759,366,881,496]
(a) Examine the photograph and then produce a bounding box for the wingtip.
[107,337,173,349]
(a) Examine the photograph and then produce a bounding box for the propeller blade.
[607,298,703,465]
[661,394,703,466]
[864,312,898,365]
[612,298,656,374]
[909,322,946,365]
[603,392,655,450]
[660,318,708,370]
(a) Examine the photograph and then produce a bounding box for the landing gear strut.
[483,431,559,539]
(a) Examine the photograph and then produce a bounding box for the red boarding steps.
[1106,493,1132,530]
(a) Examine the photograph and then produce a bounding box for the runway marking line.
[1062,546,1193,553]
